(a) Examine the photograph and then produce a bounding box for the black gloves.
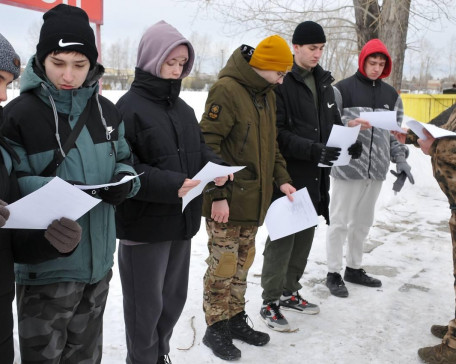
[98,173,132,206]
[0,199,10,227]
[66,180,98,196]
[311,143,341,166]
[348,140,363,159]
[45,217,82,253]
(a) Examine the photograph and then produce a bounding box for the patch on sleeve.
[208,104,222,121]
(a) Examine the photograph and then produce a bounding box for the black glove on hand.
[312,144,341,166]
[45,217,82,253]
[66,180,99,196]
[0,199,10,228]
[348,140,363,159]
[98,173,132,206]
[396,160,415,184]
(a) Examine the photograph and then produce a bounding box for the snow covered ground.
[8,90,454,363]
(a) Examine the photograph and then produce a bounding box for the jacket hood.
[136,20,194,79]
[20,55,103,96]
[358,39,392,79]
[18,55,108,158]
[219,45,274,94]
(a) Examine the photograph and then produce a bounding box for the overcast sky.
[0,0,455,78]
[0,0,260,64]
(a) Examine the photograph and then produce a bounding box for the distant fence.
[401,94,456,123]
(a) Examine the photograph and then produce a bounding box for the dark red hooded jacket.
[358,39,392,79]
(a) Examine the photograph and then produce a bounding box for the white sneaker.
[279,291,320,315]
[260,301,291,332]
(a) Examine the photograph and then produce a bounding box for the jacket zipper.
[367,79,376,178]
[240,123,251,154]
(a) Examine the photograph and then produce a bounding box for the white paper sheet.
[75,173,142,190]
[182,162,245,211]
[2,177,101,229]
[359,111,405,133]
[406,119,456,140]
[318,124,361,167]
[265,188,319,241]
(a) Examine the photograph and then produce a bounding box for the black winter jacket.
[115,69,224,242]
[274,64,342,223]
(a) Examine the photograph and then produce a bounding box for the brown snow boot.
[418,343,456,363]
[431,325,449,339]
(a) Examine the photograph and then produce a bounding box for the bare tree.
[187,0,456,89]
[103,37,135,90]
[189,31,211,76]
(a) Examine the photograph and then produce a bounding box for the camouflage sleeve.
[405,129,420,147]
[429,137,456,165]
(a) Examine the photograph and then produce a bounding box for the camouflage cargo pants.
[444,213,456,348]
[203,220,258,326]
[16,270,112,364]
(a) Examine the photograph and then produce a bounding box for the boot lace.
[333,273,345,287]
[268,302,285,320]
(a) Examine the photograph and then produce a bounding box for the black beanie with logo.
[36,4,98,69]
[292,21,326,45]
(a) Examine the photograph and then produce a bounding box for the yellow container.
[401,94,456,123]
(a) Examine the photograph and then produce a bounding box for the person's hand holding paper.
[318,124,361,167]
[181,162,244,211]
[359,111,405,133]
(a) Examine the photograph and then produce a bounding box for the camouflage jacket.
[407,107,456,207]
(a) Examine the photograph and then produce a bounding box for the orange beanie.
[249,35,293,72]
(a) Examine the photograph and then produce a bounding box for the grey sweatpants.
[16,270,112,364]
[118,240,191,364]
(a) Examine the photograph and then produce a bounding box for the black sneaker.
[157,355,172,364]
[203,320,241,361]
[344,267,382,287]
[260,301,291,332]
[326,272,349,297]
[228,311,270,346]
[279,291,320,315]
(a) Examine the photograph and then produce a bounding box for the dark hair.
[367,52,388,61]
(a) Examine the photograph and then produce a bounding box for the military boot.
[431,325,449,339]
[228,311,270,346]
[203,320,241,361]
[418,343,456,363]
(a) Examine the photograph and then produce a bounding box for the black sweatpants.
[118,240,191,364]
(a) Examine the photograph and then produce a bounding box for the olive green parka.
[200,45,291,226]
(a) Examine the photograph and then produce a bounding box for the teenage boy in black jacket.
[260,22,364,331]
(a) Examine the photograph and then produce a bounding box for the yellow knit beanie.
[249,35,293,72]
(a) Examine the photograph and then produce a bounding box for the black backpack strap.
[40,97,92,177]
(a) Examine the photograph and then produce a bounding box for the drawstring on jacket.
[41,83,113,158]
[41,83,65,157]
[95,93,113,141]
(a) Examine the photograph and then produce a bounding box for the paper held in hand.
[265,188,319,241]
[2,177,101,229]
[406,119,456,140]
[75,173,142,190]
[318,124,361,167]
[182,162,245,211]
[359,111,405,133]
